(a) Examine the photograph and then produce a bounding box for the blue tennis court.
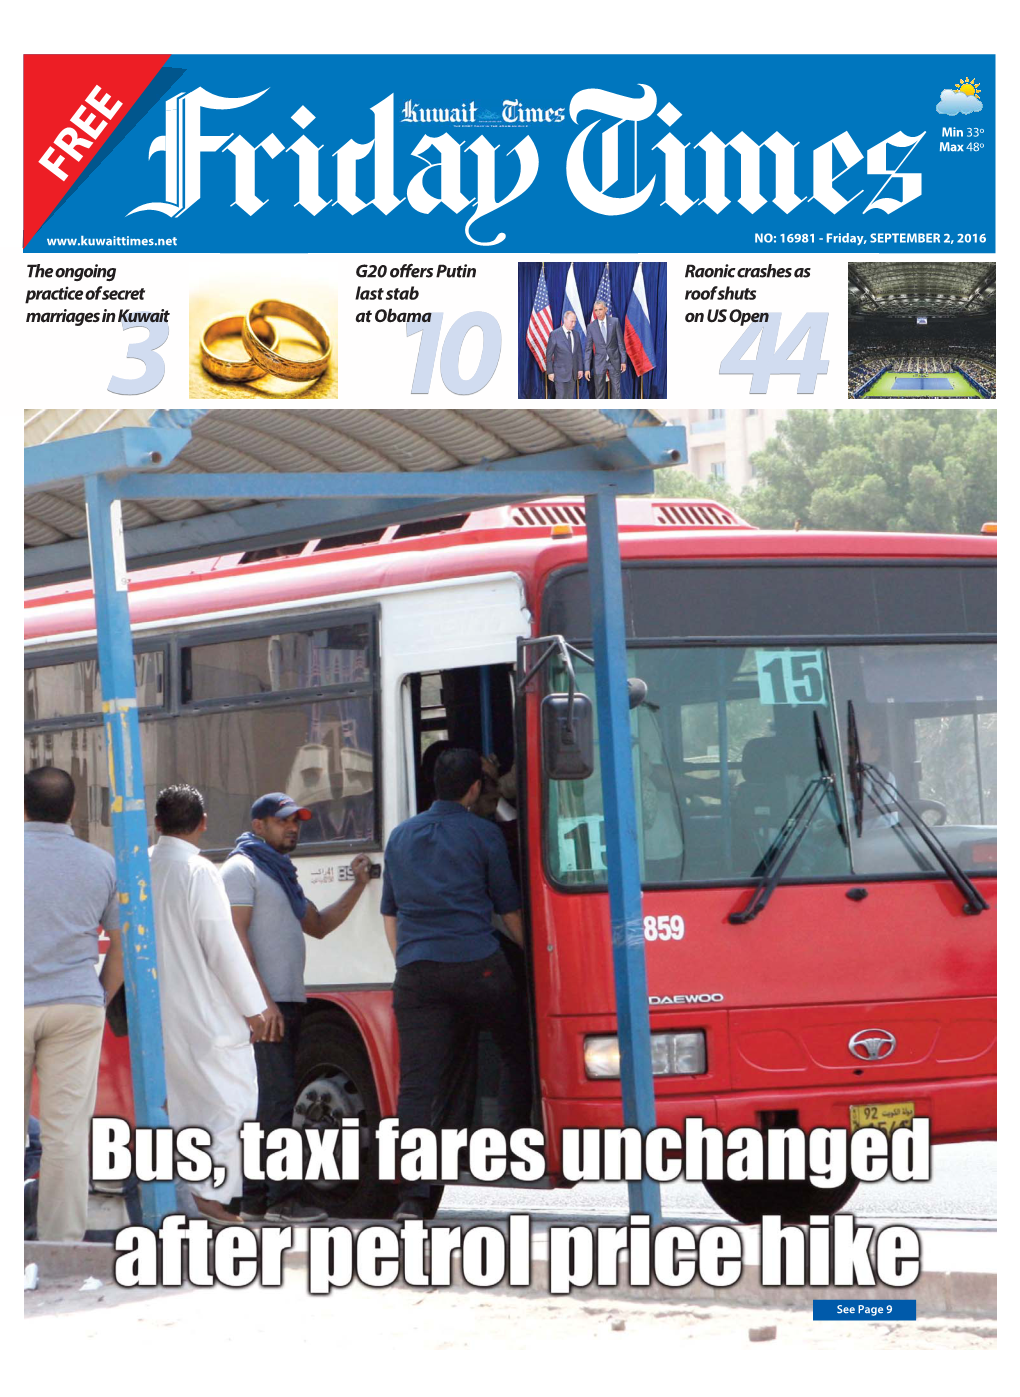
[892,376,955,392]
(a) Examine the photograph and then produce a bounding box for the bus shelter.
[24,407,688,1228]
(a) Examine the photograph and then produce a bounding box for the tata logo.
[848,1029,897,1061]
[127,84,925,247]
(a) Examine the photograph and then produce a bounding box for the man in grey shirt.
[24,767,124,1242]
[223,792,371,1223]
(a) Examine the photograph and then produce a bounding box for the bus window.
[411,672,451,810]
[24,720,175,851]
[407,666,516,814]
[25,613,381,855]
[545,641,996,889]
[173,697,376,849]
[24,649,165,723]
[546,646,850,889]
[184,621,371,702]
[830,644,996,875]
[23,697,376,855]
[178,616,379,850]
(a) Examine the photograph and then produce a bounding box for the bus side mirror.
[541,692,595,780]
[628,678,648,709]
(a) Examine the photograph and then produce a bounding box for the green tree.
[652,466,742,512]
[738,410,996,534]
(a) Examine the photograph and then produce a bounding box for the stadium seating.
[847,262,995,399]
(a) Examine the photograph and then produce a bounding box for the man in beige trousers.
[24,767,124,1242]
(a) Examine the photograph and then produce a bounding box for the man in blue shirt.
[382,748,530,1220]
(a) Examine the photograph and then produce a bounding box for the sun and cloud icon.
[937,77,984,116]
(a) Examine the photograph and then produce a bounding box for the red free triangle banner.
[24,54,170,246]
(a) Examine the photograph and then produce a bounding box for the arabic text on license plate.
[849,1102,915,1135]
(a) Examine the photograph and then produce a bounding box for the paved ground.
[28,1141,995,1355]
[440,1141,997,1228]
[25,1267,996,1353]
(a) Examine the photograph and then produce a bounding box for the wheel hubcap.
[294,1065,369,1193]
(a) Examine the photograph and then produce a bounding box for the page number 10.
[407,312,501,395]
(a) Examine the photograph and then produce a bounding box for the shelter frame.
[24,408,688,1227]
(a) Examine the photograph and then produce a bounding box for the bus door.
[400,662,534,1138]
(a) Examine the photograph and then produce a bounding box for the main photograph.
[24,405,996,1235]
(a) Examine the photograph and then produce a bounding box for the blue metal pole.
[479,666,493,755]
[84,474,176,1228]
[584,489,662,1225]
[718,655,732,871]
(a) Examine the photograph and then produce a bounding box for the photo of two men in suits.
[519,262,667,401]
[546,303,627,399]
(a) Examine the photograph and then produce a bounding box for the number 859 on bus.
[644,914,685,942]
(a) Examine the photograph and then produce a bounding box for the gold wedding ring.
[241,300,332,382]
[200,313,279,382]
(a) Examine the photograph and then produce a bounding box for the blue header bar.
[26,54,994,253]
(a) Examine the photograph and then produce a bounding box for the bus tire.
[702,1176,860,1224]
[295,1013,398,1219]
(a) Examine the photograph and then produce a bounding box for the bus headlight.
[583,1031,706,1079]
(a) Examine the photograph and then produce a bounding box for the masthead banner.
[24,53,994,253]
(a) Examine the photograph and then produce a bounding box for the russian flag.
[563,262,587,356]
[624,263,657,377]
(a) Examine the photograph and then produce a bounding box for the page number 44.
[720,311,829,394]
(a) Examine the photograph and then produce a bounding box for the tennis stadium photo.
[848,262,995,399]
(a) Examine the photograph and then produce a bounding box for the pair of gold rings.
[200,300,332,383]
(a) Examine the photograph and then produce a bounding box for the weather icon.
[937,77,984,116]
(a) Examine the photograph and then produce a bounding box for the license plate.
[849,1101,915,1134]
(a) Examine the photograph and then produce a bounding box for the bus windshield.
[544,642,996,889]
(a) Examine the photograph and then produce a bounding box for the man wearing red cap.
[224,792,371,1224]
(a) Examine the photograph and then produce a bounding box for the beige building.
[658,408,788,492]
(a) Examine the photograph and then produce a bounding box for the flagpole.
[542,262,548,401]
[530,260,555,402]
[606,258,611,399]
[536,264,544,402]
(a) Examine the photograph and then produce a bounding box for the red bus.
[24,497,997,1221]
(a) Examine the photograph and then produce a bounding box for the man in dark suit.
[585,300,627,399]
[545,310,583,399]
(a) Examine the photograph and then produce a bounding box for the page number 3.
[108,321,168,395]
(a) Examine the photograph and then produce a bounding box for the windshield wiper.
[729,712,842,925]
[847,700,989,917]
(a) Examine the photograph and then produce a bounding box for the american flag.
[594,262,613,317]
[526,267,553,371]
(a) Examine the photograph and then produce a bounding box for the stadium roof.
[24,406,679,587]
[848,262,995,320]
